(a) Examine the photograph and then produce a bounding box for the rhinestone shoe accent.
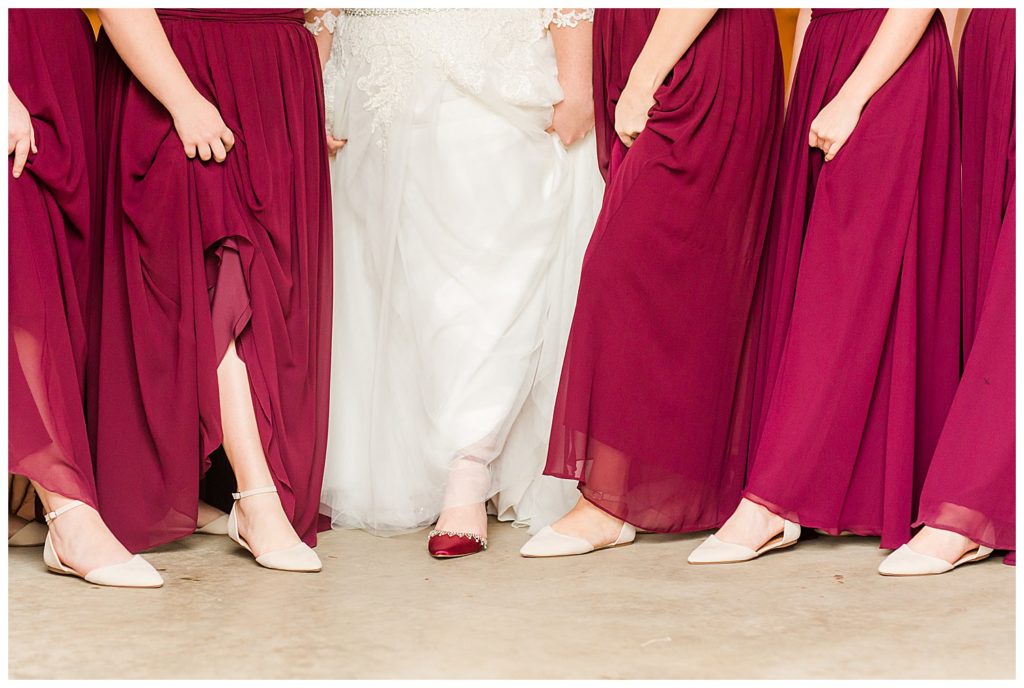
[427,529,488,549]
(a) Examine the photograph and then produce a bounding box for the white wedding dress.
[315,8,603,535]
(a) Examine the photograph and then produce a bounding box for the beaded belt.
[343,8,448,18]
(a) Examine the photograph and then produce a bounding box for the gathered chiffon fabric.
[89,9,332,551]
[914,9,1015,561]
[743,10,961,549]
[543,9,784,532]
[9,9,99,511]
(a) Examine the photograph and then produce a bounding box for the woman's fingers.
[183,132,233,162]
[29,123,37,154]
[11,137,30,178]
[211,137,228,163]
[616,120,641,148]
[171,95,234,162]
[808,93,863,160]
[809,124,827,152]
[824,138,843,162]
[8,127,30,157]
[809,126,836,157]
[326,135,346,157]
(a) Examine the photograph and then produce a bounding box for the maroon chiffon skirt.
[89,9,332,551]
[544,9,784,532]
[914,9,1015,561]
[9,10,98,509]
[743,10,961,549]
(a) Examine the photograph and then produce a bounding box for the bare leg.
[545,438,634,546]
[713,497,787,550]
[32,482,133,574]
[217,340,303,557]
[547,495,626,547]
[904,525,981,563]
[11,329,134,568]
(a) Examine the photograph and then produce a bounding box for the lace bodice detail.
[305,10,338,36]
[543,8,595,29]
[318,8,594,148]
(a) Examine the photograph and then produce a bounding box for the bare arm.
[809,9,935,161]
[615,9,718,146]
[839,9,936,106]
[628,9,717,92]
[98,9,203,118]
[548,9,594,147]
[786,9,811,107]
[303,8,345,156]
[98,8,234,162]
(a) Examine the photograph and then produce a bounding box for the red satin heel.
[427,529,487,559]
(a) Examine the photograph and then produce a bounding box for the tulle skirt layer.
[321,10,603,534]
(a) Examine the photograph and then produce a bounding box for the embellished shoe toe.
[427,529,487,559]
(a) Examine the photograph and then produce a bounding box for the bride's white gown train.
[320,8,603,534]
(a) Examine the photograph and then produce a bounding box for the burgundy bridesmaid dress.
[743,10,961,549]
[914,9,1015,563]
[9,10,98,508]
[89,9,332,551]
[543,9,784,532]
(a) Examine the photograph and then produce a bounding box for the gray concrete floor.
[8,520,1015,679]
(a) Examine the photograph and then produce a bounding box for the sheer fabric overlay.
[320,9,603,534]
[914,9,1016,559]
[9,9,99,514]
[544,9,785,532]
[743,10,961,549]
[90,10,332,551]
